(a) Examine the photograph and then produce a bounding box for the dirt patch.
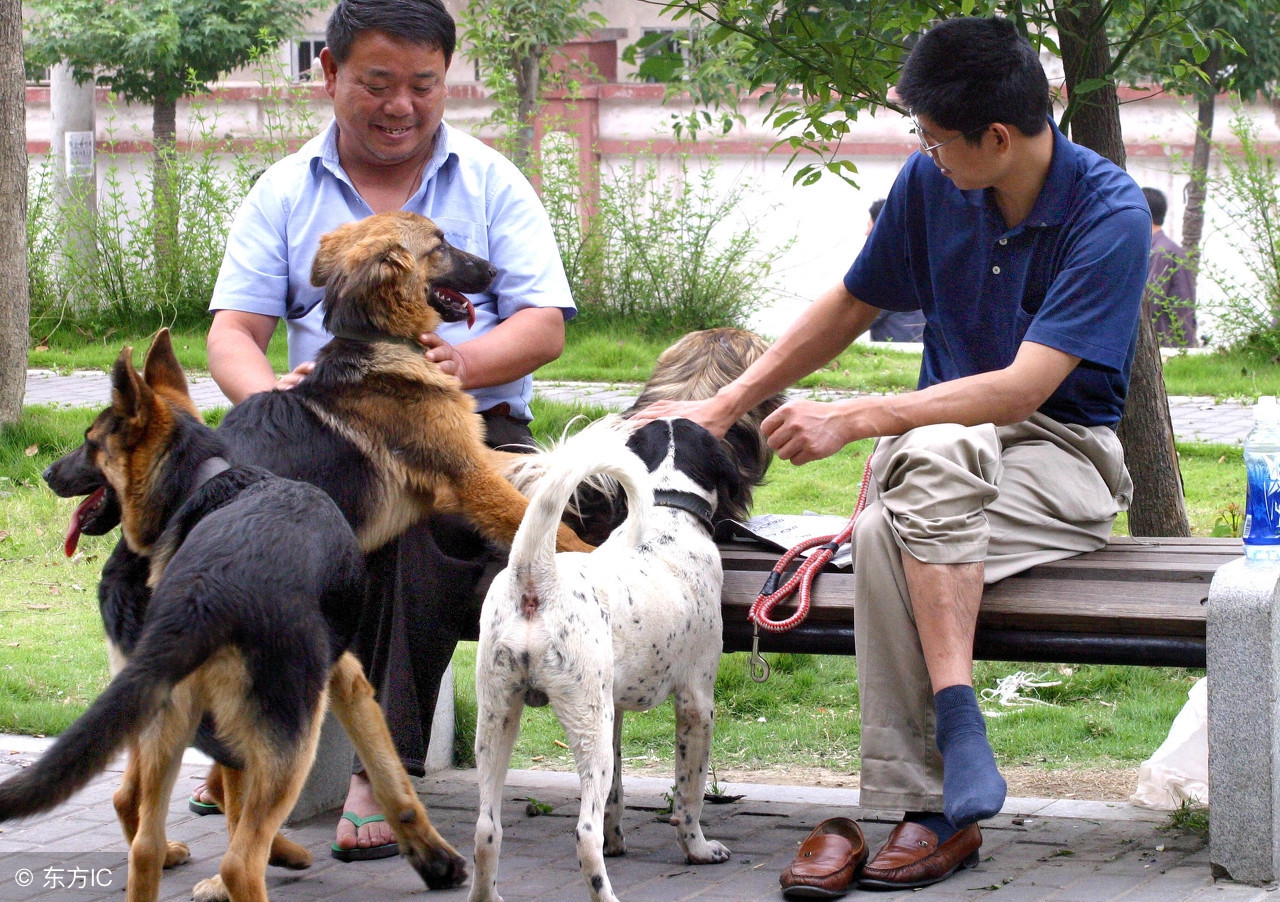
[623,763,1141,802]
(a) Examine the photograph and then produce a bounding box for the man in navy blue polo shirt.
[638,16,1148,892]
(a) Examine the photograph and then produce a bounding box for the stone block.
[1206,556,1280,883]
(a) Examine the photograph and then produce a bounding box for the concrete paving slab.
[25,371,1259,446]
[1,738,1271,902]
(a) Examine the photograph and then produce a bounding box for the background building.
[23,2,1280,342]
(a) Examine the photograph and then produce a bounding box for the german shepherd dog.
[35,212,591,895]
[220,210,591,557]
[54,211,593,557]
[0,330,466,902]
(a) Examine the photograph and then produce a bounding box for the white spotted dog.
[470,417,744,902]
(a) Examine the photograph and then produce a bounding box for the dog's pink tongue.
[64,487,105,557]
[438,288,476,329]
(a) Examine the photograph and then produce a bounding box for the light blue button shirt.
[210,119,576,420]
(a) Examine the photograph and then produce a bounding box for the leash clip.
[749,623,770,683]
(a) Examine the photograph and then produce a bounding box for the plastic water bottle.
[1243,395,1280,562]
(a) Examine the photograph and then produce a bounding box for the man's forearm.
[833,340,1082,443]
[209,353,278,405]
[450,307,565,390]
[719,283,878,421]
[207,321,281,404]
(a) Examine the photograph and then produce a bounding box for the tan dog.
[500,327,784,545]
[219,210,593,556]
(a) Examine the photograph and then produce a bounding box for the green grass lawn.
[28,325,291,375]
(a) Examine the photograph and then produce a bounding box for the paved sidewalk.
[0,733,1269,902]
[22,371,1260,445]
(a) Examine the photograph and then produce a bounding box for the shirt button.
[999,238,1008,245]
[992,265,1001,274]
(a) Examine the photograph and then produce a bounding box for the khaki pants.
[852,412,1133,812]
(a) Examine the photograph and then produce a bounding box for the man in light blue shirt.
[205,0,575,859]
[208,69,573,418]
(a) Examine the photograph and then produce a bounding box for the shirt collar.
[1017,118,1075,230]
[310,119,456,194]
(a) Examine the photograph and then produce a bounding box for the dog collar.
[653,490,715,535]
[193,456,231,489]
[328,324,424,353]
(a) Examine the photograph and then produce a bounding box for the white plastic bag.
[1131,677,1208,809]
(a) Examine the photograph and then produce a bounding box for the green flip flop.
[188,795,222,816]
[330,812,400,861]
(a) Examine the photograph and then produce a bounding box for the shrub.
[545,141,791,338]
[27,54,318,342]
[1203,111,1280,359]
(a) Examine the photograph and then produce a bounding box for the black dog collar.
[328,324,424,353]
[653,489,715,536]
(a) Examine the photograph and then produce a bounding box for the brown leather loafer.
[780,816,868,899]
[858,821,981,890]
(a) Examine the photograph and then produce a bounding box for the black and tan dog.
[58,211,593,557]
[35,213,593,896]
[2,330,466,902]
[221,210,592,556]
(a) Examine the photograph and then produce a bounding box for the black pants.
[351,412,534,777]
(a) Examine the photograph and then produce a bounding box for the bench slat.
[719,537,1238,634]
[721,572,1205,635]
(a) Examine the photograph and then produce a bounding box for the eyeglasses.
[911,116,988,155]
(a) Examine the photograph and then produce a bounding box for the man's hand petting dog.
[638,396,860,466]
[760,399,859,465]
[629,395,737,441]
[418,331,468,382]
[275,361,315,391]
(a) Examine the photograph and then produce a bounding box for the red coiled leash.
[746,453,875,682]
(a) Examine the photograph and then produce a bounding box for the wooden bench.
[717,536,1237,668]
[299,534,1280,885]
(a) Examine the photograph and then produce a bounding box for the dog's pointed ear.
[311,229,414,296]
[110,345,151,428]
[142,329,191,400]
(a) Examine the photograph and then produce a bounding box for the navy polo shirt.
[844,120,1150,428]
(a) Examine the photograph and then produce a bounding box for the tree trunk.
[152,95,180,302]
[512,48,544,177]
[1056,0,1126,166]
[1180,63,1218,292]
[0,0,29,425]
[1055,0,1190,538]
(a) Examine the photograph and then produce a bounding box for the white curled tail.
[507,421,652,581]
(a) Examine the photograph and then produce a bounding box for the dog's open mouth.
[64,486,121,556]
[429,287,476,329]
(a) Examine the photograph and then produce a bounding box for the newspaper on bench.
[731,512,854,570]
